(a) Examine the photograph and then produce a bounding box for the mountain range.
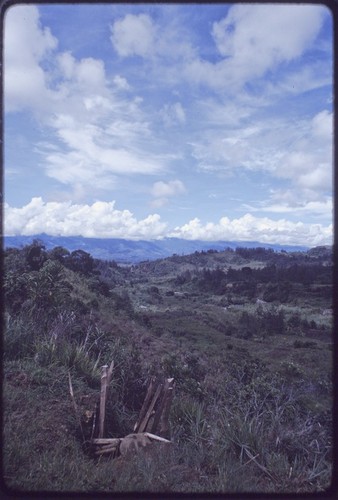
[4,234,310,263]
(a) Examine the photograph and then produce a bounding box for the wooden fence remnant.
[133,376,175,438]
[70,362,174,458]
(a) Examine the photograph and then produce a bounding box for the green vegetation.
[3,241,333,493]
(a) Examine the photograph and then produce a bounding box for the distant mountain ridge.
[4,234,310,263]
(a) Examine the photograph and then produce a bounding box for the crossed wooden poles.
[69,362,174,458]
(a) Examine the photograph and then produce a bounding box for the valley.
[3,241,333,493]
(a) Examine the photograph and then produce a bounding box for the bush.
[4,318,36,360]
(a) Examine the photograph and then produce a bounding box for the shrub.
[4,317,36,360]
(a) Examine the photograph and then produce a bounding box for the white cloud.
[275,110,333,193]
[4,199,332,246]
[110,14,156,58]
[265,62,332,97]
[110,10,195,66]
[38,111,166,190]
[75,58,107,89]
[4,4,333,246]
[57,52,107,89]
[184,4,326,91]
[4,198,167,240]
[151,180,186,198]
[5,6,172,196]
[249,194,332,220]
[160,102,186,126]
[4,5,58,112]
[190,108,332,216]
[311,109,332,139]
[213,5,324,63]
[150,179,186,207]
[113,74,131,91]
[169,214,332,247]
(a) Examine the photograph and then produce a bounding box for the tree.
[25,240,47,271]
[66,250,94,275]
[48,246,70,263]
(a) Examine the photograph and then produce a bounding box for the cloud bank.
[4,198,332,247]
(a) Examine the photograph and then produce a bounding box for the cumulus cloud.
[169,214,332,247]
[110,14,156,58]
[4,199,332,246]
[4,198,167,240]
[57,52,107,90]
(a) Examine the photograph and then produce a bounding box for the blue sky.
[4,3,333,246]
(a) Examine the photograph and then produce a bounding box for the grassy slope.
[3,247,333,493]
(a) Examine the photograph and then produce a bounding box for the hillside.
[4,234,310,263]
[3,241,333,494]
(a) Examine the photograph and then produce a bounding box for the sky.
[3,2,333,246]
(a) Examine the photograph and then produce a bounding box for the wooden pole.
[138,382,163,433]
[98,365,108,438]
[150,379,168,434]
[107,359,114,386]
[159,378,174,438]
[133,377,156,432]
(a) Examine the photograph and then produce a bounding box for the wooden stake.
[98,365,108,438]
[159,378,174,437]
[138,382,163,433]
[133,377,156,432]
[107,359,114,386]
[151,378,173,434]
